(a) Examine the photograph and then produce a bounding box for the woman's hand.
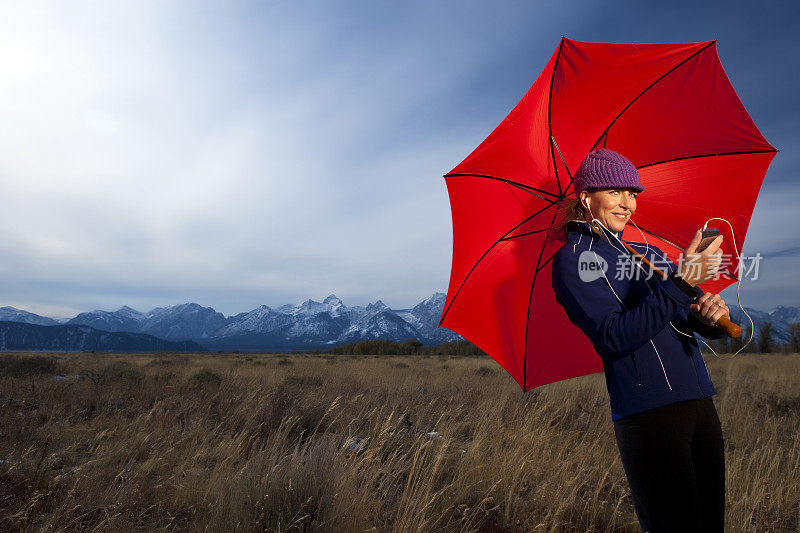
[690,292,730,327]
[677,230,724,286]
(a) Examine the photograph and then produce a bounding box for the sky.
[0,0,798,318]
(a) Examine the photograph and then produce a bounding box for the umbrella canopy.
[440,37,777,392]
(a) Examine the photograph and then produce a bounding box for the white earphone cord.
[576,199,754,359]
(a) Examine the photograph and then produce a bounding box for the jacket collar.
[566,219,624,242]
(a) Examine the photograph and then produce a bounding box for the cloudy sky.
[0,0,797,318]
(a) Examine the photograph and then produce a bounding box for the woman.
[550,149,730,532]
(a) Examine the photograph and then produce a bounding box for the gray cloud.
[0,1,796,318]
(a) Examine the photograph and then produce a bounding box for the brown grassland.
[0,351,797,532]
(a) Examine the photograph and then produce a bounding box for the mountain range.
[0,293,461,350]
[1,295,797,351]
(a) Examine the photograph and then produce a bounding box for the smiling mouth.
[613,213,629,219]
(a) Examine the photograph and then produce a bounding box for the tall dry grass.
[0,351,797,531]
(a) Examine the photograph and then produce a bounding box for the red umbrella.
[439,37,777,392]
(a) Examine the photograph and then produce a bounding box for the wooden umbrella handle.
[618,240,742,339]
[713,316,742,338]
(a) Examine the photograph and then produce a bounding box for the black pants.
[613,396,725,532]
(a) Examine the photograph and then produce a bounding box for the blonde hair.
[551,190,609,243]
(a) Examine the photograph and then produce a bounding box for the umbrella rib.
[551,134,573,184]
[636,148,779,169]
[564,40,718,195]
[592,40,716,152]
[523,208,560,388]
[718,269,739,282]
[548,37,567,197]
[500,228,550,241]
[439,203,555,327]
[535,249,558,275]
[625,224,684,251]
[444,173,561,203]
[500,203,556,240]
[564,148,776,197]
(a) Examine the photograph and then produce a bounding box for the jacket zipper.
[632,354,641,386]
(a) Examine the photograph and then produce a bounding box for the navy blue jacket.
[551,220,725,421]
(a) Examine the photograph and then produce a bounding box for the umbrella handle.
[619,241,742,339]
[713,316,742,339]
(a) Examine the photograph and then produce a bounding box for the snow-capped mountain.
[68,305,145,332]
[68,303,228,341]
[334,299,419,345]
[727,306,796,344]
[208,294,446,348]
[394,293,454,344]
[769,306,800,330]
[139,303,228,340]
[0,306,59,326]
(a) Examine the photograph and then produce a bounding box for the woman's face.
[580,188,638,233]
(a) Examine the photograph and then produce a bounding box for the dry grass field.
[0,351,797,532]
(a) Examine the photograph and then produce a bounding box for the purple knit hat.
[573,148,644,193]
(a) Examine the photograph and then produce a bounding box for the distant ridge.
[0,321,203,352]
[0,306,59,326]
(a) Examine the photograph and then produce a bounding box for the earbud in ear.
[584,198,590,209]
